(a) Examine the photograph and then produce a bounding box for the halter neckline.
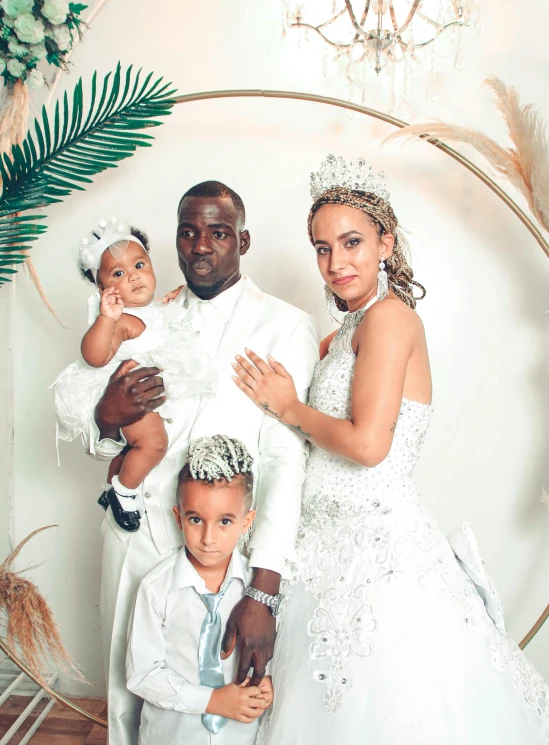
[344,293,380,322]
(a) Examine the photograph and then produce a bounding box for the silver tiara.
[310,154,391,203]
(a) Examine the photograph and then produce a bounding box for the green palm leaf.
[0,64,177,286]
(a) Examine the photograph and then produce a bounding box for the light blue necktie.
[199,580,232,734]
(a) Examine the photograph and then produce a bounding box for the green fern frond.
[0,215,48,286]
[0,64,177,286]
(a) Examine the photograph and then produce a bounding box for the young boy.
[126,435,274,744]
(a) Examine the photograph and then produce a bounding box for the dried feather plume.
[0,80,64,326]
[385,77,549,233]
[0,526,84,687]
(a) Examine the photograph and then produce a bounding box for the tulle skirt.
[260,523,549,745]
[52,327,217,442]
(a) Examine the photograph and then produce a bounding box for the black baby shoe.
[104,487,141,532]
[97,491,109,511]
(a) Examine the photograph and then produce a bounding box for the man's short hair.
[178,181,245,226]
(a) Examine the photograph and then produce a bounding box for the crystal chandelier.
[281,1,482,111]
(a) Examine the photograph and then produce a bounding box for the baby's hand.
[257,675,274,708]
[158,285,184,304]
[100,287,124,322]
[206,681,266,724]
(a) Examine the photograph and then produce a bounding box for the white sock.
[111,475,140,510]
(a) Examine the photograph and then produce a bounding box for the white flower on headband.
[78,217,143,280]
[310,154,391,203]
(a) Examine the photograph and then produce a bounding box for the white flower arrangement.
[15,12,45,43]
[52,23,70,51]
[25,67,43,88]
[41,0,69,25]
[0,0,87,88]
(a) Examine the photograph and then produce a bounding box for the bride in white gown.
[232,155,549,744]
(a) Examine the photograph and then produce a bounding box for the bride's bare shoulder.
[357,296,424,340]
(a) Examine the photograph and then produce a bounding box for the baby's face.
[174,479,255,570]
[97,241,156,307]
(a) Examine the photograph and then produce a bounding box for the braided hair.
[308,187,426,310]
[178,435,254,509]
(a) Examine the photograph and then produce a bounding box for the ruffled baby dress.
[52,294,217,445]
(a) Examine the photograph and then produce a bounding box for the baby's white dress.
[52,294,217,442]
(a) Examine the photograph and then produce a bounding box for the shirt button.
[195,330,200,336]
[144,492,152,499]
[165,419,173,424]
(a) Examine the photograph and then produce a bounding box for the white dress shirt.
[77,275,319,745]
[126,547,260,745]
[82,276,320,575]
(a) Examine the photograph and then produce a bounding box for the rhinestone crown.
[310,154,391,203]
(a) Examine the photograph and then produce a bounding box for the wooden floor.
[0,696,107,744]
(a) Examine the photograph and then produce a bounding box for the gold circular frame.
[3,88,548,731]
[0,637,108,728]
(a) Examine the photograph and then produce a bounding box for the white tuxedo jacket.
[83,276,320,574]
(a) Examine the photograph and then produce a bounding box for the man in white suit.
[83,181,319,744]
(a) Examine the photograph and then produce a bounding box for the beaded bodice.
[300,306,433,537]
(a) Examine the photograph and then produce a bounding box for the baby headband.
[79,217,144,281]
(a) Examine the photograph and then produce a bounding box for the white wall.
[3,0,549,696]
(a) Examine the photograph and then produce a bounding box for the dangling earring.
[238,525,253,558]
[377,259,388,300]
[324,284,347,321]
[325,284,339,321]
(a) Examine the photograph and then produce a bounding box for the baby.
[52,218,216,532]
[127,435,273,744]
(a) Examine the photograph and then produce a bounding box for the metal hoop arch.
[173,89,549,260]
[3,87,547,731]
[0,637,108,728]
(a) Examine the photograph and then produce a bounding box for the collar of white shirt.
[170,546,248,595]
[176,276,245,323]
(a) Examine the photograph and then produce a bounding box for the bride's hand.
[158,285,184,304]
[232,349,298,422]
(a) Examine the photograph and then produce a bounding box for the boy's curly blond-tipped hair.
[178,435,254,509]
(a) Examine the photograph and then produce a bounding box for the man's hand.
[206,680,267,723]
[94,360,166,441]
[158,284,185,304]
[221,569,279,686]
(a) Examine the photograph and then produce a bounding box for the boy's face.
[173,478,255,569]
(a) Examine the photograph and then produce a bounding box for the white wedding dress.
[261,305,549,745]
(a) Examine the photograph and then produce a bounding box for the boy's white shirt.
[126,546,264,744]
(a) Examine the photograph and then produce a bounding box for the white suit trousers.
[100,509,179,745]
